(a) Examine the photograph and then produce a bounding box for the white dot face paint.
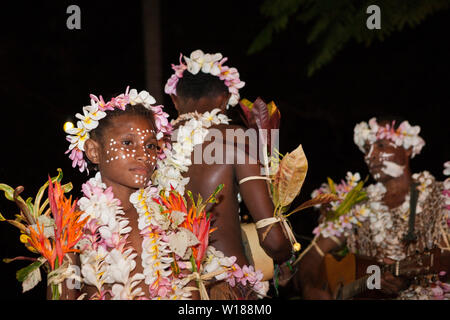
[98,113,160,188]
[379,152,394,160]
[381,160,405,178]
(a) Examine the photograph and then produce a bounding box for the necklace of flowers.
[77,172,268,299]
[312,171,434,243]
[77,172,196,300]
[64,87,172,174]
[150,109,269,298]
[164,49,245,108]
[353,117,425,158]
[152,108,230,196]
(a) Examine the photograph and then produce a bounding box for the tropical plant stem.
[51,258,60,300]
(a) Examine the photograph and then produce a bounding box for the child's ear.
[84,139,101,164]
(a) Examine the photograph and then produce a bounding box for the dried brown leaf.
[274,144,308,207]
[286,193,340,217]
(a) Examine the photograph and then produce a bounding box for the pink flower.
[65,147,88,173]
[149,276,171,298]
[164,74,179,95]
[440,281,450,293]
[90,94,114,111]
[226,263,243,287]
[431,286,444,297]
[246,266,263,285]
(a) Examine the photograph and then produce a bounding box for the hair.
[85,103,156,172]
[176,71,228,100]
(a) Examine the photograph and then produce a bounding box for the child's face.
[97,114,158,190]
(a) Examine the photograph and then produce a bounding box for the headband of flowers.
[353,117,425,158]
[164,49,245,108]
[64,87,172,173]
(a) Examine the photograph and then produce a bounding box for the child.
[160,50,295,299]
[62,87,200,300]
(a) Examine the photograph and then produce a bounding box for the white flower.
[75,105,107,130]
[443,161,450,176]
[190,49,204,61]
[201,108,222,127]
[346,172,361,187]
[66,121,90,151]
[228,94,239,107]
[105,249,137,284]
[353,121,372,152]
[129,89,156,107]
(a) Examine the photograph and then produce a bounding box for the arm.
[235,157,292,264]
[295,235,343,299]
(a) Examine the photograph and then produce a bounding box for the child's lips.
[129,166,150,175]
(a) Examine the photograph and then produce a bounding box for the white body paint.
[102,127,157,186]
[381,160,404,178]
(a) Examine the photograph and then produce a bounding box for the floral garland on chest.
[77,108,269,300]
[312,171,448,261]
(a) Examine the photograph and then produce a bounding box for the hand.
[380,258,409,295]
[277,262,296,287]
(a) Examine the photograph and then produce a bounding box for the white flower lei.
[77,173,193,300]
[312,172,379,238]
[78,170,269,299]
[153,108,230,195]
[77,173,237,300]
[353,117,425,158]
[312,171,435,243]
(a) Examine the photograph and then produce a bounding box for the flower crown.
[65,87,172,173]
[164,49,245,108]
[353,117,425,158]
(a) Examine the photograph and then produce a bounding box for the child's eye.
[146,143,156,150]
[122,140,132,146]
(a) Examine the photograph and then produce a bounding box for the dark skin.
[54,114,199,299]
[170,93,292,280]
[296,134,445,299]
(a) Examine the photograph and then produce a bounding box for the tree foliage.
[249,0,450,76]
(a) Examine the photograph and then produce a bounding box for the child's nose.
[135,146,149,161]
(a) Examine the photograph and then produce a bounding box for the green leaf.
[196,193,203,212]
[0,183,16,202]
[25,197,34,217]
[327,177,336,194]
[16,260,44,282]
[186,190,195,209]
[62,182,73,193]
[208,184,224,203]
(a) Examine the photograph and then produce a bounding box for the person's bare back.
[180,122,291,267]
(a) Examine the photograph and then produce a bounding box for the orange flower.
[157,190,215,271]
[27,178,87,270]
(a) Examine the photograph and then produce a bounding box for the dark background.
[0,1,449,300]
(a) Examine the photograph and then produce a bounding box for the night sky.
[0,1,449,300]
